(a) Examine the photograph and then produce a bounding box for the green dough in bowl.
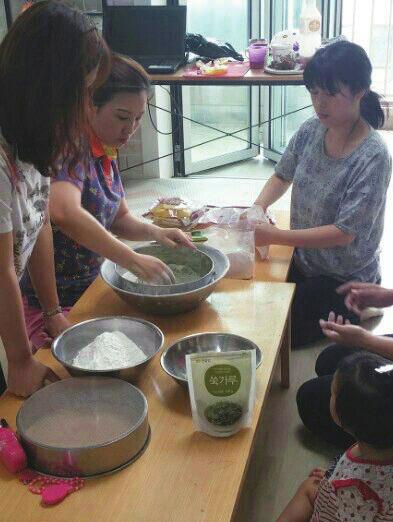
[136,245,213,283]
[167,264,201,284]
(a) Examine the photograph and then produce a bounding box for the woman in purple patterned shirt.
[21,54,193,349]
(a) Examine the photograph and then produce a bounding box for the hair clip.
[375,364,393,374]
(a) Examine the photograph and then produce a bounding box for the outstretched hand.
[320,311,371,347]
[336,282,393,315]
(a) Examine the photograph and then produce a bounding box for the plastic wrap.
[198,206,271,279]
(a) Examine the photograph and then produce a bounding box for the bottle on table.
[298,0,322,61]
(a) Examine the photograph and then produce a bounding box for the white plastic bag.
[198,206,270,279]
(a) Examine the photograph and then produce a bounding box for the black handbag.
[185,33,244,62]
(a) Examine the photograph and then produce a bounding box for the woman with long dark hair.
[254,41,391,348]
[0,1,110,397]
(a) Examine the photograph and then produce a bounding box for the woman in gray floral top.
[256,41,392,448]
[255,41,391,349]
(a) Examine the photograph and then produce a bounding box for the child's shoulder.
[325,448,393,519]
[313,475,393,521]
[332,446,393,482]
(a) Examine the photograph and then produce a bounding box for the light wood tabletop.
[0,214,294,522]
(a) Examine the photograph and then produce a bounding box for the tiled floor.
[189,156,276,180]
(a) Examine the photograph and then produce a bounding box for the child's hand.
[336,281,393,315]
[308,468,325,480]
[320,312,371,347]
[298,476,322,502]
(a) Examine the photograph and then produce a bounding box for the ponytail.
[360,90,385,129]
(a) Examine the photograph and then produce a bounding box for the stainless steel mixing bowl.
[17,377,149,477]
[101,244,230,315]
[115,244,215,295]
[161,332,263,385]
[52,316,164,382]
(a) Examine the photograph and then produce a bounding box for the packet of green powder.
[186,350,256,437]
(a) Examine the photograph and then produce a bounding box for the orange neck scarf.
[89,132,118,188]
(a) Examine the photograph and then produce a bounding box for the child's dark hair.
[334,352,393,449]
[93,53,152,108]
[304,40,384,129]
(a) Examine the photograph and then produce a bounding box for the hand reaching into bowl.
[126,252,176,284]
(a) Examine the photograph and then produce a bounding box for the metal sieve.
[101,244,230,315]
[115,244,215,296]
[16,377,150,477]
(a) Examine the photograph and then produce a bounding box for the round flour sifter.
[16,377,150,477]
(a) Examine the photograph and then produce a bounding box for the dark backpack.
[185,33,244,62]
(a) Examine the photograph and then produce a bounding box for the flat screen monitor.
[103,5,187,59]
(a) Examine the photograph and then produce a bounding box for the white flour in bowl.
[73,331,146,370]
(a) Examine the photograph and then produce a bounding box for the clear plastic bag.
[205,228,255,279]
[143,197,206,231]
[199,206,270,279]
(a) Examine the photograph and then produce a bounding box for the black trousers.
[296,338,393,448]
[288,262,361,348]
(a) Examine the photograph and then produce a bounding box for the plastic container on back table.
[298,0,321,59]
[246,39,268,69]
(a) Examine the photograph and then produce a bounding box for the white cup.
[271,43,295,62]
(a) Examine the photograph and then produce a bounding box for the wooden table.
[149,65,304,86]
[148,66,304,175]
[0,214,294,522]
